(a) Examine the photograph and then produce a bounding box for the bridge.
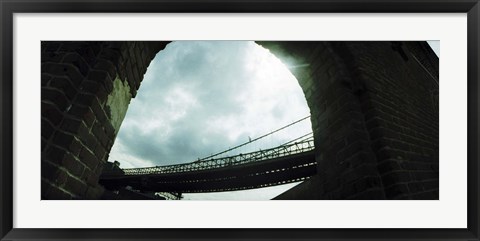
[99,117,316,193]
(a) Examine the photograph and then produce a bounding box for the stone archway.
[41,41,439,200]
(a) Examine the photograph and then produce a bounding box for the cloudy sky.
[427,40,440,57]
[107,41,439,200]
[107,41,312,200]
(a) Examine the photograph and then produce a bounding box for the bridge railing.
[120,139,315,176]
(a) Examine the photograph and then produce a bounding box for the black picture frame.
[1,1,479,240]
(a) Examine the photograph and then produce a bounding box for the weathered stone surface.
[105,75,132,135]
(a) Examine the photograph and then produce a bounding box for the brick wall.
[354,42,439,199]
[41,41,168,199]
[260,41,439,200]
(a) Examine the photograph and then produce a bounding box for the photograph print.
[41,41,439,200]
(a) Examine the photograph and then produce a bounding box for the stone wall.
[355,42,439,199]
[41,41,168,199]
[267,41,439,200]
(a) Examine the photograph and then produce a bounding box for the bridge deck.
[100,150,316,193]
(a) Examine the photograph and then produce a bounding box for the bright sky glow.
[427,40,440,57]
[107,41,312,200]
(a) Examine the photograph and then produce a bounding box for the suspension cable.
[197,115,311,161]
[279,132,314,147]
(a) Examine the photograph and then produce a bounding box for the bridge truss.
[100,117,317,193]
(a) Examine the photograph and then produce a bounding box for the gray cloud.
[108,41,312,169]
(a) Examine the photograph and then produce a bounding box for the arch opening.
[107,41,314,200]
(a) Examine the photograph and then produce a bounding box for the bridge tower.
[41,41,438,200]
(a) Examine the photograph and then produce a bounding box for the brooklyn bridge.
[100,117,316,195]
